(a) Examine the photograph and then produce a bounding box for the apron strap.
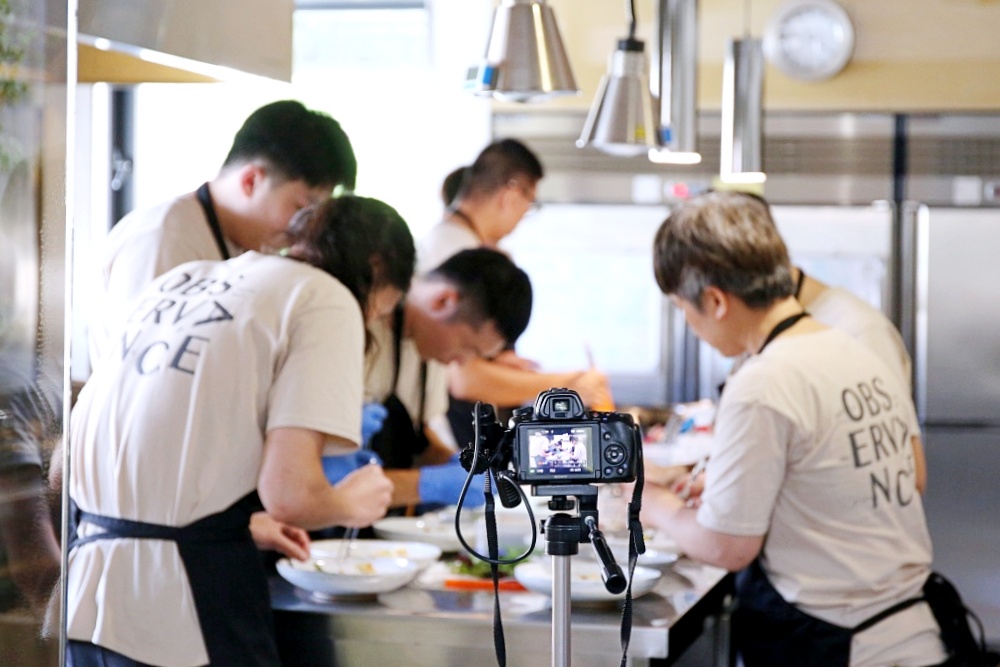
[195,182,232,260]
[70,491,261,549]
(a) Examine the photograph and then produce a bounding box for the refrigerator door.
[914,206,1000,425]
[921,426,1000,643]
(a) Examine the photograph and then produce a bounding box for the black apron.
[734,558,946,667]
[69,491,279,667]
[368,306,429,471]
[734,558,855,666]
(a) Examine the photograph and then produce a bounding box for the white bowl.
[513,560,662,603]
[372,514,474,552]
[276,556,420,598]
[309,539,442,571]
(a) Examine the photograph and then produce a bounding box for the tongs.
[336,444,381,560]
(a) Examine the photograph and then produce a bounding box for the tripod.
[536,484,626,667]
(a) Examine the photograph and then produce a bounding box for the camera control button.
[604,444,626,465]
[604,467,614,476]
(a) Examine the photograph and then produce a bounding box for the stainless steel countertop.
[270,557,731,667]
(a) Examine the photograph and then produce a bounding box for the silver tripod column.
[552,554,572,667]
[544,512,581,667]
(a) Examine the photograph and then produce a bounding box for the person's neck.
[206,180,260,252]
[449,205,497,246]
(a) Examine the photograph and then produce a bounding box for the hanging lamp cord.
[626,0,637,39]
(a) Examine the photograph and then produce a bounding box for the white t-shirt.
[808,285,912,389]
[68,252,365,667]
[90,192,244,368]
[416,218,480,274]
[698,328,945,667]
[364,314,449,443]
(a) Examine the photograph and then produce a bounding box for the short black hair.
[453,138,544,201]
[224,100,357,190]
[427,248,532,345]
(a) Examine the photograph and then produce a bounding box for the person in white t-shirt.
[65,196,413,667]
[359,248,534,510]
[81,99,359,578]
[418,139,613,453]
[642,191,946,667]
[90,99,356,369]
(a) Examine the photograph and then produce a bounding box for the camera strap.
[484,483,508,667]
[620,441,646,667]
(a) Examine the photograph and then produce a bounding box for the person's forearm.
[449,359,580,405]
[386,469,421,507]
[642,486,762,571]
[260,428,392,530]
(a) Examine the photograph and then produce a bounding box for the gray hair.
[653,191,794,309]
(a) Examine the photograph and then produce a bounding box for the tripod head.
[537,484,626,595]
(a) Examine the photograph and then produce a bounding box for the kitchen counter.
[271,557,732,667]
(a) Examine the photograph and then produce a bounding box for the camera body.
[509,389,639,486]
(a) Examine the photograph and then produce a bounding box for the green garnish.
[449,550,519,578]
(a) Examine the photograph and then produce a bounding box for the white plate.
[276,556,420,598]
[602,535,681,567]
[309,539,442,571]
[372,514,473,552]
[513,560,662,603]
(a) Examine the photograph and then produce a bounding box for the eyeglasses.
[508,179,542,215]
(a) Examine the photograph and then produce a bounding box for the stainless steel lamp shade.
[476,0,578,103]
[576,38,657,157]
[648,0,701,164]
[720,37,766,183]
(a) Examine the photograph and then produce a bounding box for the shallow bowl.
[309,539,442,571]
[513,560,662,603]
[276,556,420,598]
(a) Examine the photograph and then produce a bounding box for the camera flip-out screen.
[523,424,597,480]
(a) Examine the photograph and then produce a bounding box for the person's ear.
[495,181,519,212]
[702,286,729,320]
[239,163,267,198]
[429,285,461,319]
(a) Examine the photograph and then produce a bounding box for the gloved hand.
[418,460,487,509]
[361,402,389,446]
[322,449,383,485]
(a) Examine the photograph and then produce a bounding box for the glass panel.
[0,0,69,664]
[500,204,671,407]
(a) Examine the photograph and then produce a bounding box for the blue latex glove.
[361,402,389,446]
[418,460,487,509]
[322,449,383,485]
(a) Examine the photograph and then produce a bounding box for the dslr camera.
[461,388,639,488]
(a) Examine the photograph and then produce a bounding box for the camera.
[460,388,640,488]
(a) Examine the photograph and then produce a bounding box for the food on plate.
[448,550,518,579]
[312,559,378,576]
